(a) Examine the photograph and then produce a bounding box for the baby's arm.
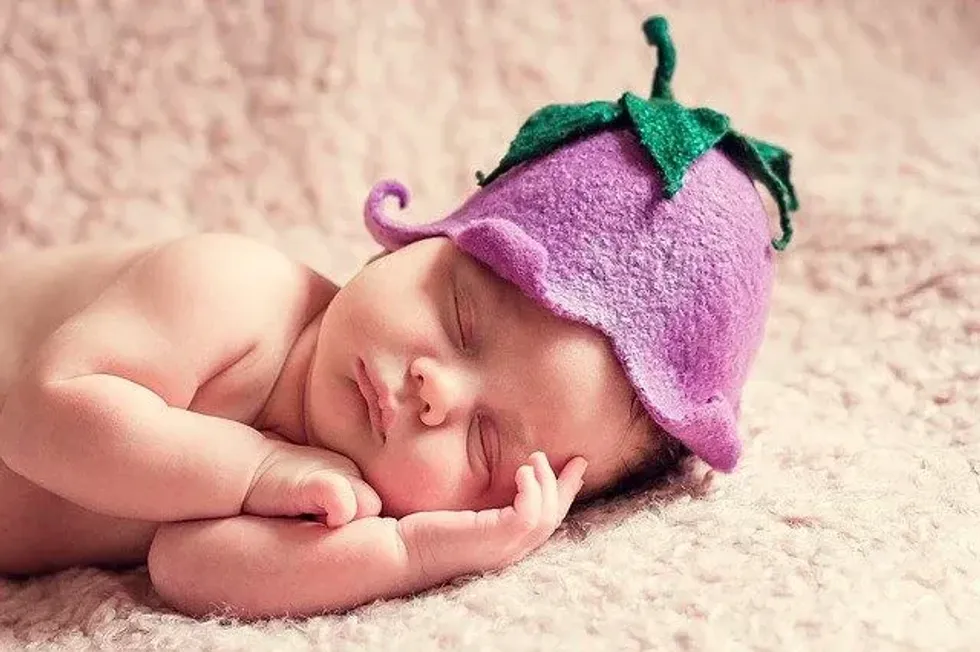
[150,515,413,618]
[149,453,586,619]
[0,234,329,522]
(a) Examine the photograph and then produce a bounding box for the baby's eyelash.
[452,283,467,349]
[477,415,494,477]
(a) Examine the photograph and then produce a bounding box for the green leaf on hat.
[475,101,624,187]
[717,132,799,250]
[620,92,730,197]
[741,136,799,212]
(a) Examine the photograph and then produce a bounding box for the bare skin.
[0,234,643,618]
[0,240,167,572]
[0,235,336,573]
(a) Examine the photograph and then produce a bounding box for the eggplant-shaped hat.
[364,16,800,472]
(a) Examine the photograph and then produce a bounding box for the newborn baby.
[0,233,618,615]
[0,16,798,619]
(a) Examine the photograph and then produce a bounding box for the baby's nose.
[409,356,467,428]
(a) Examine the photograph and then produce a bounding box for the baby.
[0,16,798,619]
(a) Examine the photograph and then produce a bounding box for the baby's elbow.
[148,525,224,619]
[147,527,190,614]
[149,523,272,620]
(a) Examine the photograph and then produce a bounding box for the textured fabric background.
[1,1,978,650]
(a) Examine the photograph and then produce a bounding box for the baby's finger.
[349,477,383,519]
[512,464,541,529]
[556,457,589,515]
[313,474,358,528]
[530,452,557,520]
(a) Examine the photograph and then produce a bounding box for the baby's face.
[305,237,649,517]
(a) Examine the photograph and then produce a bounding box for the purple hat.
[362,16,799,472]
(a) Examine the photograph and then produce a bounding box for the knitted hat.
[363,16,799,472]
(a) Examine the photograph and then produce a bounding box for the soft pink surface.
[1,1,978,650]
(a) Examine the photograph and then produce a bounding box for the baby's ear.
[365,250,390,266]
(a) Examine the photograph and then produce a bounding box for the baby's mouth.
[355,358,387,443]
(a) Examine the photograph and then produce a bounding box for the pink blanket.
[2,1,978,649]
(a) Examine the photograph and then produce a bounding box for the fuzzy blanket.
[1,1,978,650]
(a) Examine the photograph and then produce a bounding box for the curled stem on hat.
[643,16,676,101]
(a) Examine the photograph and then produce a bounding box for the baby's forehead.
[469,251,635,412]
[508,311,641,449]
[457,242,648,461]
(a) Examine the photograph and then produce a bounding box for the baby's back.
[0,241,158,393]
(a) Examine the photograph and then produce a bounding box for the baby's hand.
[397,452,587,580]
[243,440,381,527]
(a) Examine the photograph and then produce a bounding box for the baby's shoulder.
[148,233,332,302]
[152,232,302,281]
[138,232,337,333]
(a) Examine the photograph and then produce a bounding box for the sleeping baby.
[0,16,798,619]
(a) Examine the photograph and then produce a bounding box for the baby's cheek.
[370,457,471,517]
